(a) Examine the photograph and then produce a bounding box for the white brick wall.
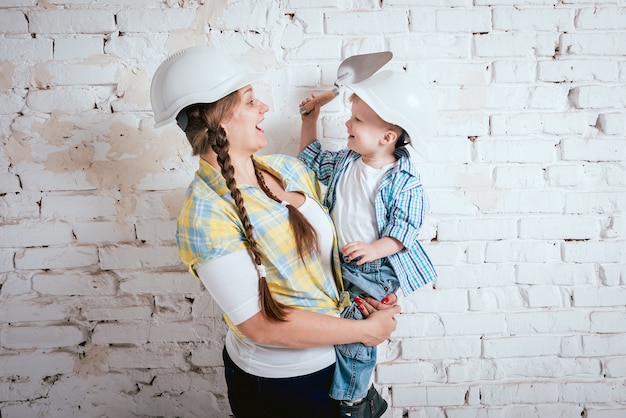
[1,0,625,417]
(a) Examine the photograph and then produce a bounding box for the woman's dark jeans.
[223,347,340,418]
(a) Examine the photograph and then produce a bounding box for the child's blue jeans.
[329,258,399,402]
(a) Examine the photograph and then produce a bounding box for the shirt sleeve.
[381,179,427,249]
[177,191,248,277]
[195,250,261,325]
[298,141,340,187]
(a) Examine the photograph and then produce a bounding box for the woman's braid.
[211,132,288,322]
[253,159,320,262]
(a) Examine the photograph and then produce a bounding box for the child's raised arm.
[299,94,320,153]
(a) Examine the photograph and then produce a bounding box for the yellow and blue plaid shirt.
[177,154,345,324]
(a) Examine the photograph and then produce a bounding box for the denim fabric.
[329,259,399,401]
[341,258,399,301]
[223,347,340,418]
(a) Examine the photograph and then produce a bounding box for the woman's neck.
[200,152,258,186]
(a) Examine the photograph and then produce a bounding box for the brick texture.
[0,1,625,417]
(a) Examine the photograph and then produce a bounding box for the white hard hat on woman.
[150,45,260,129]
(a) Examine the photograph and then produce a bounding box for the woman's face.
[220,85,269,156]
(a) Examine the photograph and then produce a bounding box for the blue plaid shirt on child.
[299,141,437,296]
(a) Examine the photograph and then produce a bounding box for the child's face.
[345,98,396,157]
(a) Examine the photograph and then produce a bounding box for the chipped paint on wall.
[4,134,34,164]
[240,47,280,71]
[115,64,151,108]
[200,0,230,29]
[165,0,229,52]
[99,122,149,161]
[161,188,189,219]
[36,0,57,10]
[7,109,193,215]
[32,111,76,147]
[30,63,53,89]
[74,345,109,377]
[0,61,16,92]
[44,144,95,172]
[81,54,119,67]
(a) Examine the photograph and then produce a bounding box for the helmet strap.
[176,109,189,131]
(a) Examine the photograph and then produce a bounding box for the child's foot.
[339,386,388,418]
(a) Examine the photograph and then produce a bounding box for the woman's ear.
[220,117,232,138]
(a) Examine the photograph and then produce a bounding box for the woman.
[150,46,400,418]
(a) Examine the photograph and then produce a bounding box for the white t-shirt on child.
[332,157,395,249]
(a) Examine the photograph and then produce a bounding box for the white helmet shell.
[150,46,261,128]
[345,70,437,154]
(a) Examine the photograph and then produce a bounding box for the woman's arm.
[195,250,399,348]
[237,304,399,348]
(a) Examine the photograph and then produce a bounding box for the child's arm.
[299,95,320,153]
[341,237,404,266]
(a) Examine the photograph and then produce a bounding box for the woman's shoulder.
[258,152,300,165]
[257,153,310,177]
[180,177,238,225]
[256,153,321,197]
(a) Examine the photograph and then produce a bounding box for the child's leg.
[329,301,377,402]
[332,262,391,417]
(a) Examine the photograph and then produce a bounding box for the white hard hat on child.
[150,45,261,129]
[345,70,437,154]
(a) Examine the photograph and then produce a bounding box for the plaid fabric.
[299,141,437,296]
[177,154,344,317]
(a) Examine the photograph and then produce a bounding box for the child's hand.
[299,94,320,152]
[300,94,320,121]
[341,241,380,265]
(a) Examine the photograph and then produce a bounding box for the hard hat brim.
[153,71,261,128]
[345,70,437,156]
[150,45,263,128]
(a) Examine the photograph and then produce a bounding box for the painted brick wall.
[1,0,625,417]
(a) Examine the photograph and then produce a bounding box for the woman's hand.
[359,299,401,346]
[354,293,398,316]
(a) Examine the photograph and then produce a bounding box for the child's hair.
[349,93,410,149]
[182,91,319,322]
